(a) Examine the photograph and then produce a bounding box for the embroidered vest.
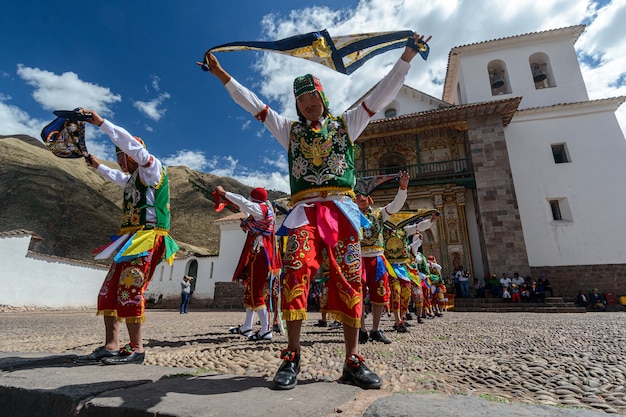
[120,167,171,232]
[361,207,385,250]
[288,115,355,202]
[383,225,411,264]
[240,202,274,237]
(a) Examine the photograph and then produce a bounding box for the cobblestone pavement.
[2,308,626,415]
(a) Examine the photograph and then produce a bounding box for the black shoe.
[417,317,424,324]
[392,322,409,333]
[341,355,381,389]
[73,346,120,363]
[314,320,328,327]
[405,313,413,320]
[369,329,391,344]
[272,351,300,390]
[358,329,369,344]
[101,351,145,365]
[272,323,281,333]
[329,321,343,329]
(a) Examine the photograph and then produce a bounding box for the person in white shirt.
[499,273,512,298]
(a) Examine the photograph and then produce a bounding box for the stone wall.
[531,264,626,300]
[468,115,530,276]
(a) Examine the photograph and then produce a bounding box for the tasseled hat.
[293,74,329,119]
[250,187,268,202]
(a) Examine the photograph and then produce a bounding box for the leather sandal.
[228,325,252,336]
[248,330,272,341]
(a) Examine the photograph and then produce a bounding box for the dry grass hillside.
[0,135,288,263]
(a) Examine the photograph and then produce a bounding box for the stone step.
[452,306,587,313]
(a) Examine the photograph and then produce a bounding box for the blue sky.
[1,0,624,193]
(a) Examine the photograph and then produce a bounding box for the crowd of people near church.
[469,271,554,302]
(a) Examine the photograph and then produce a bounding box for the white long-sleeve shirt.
[224,59,411,155]
[95,119,163,226]
[361,188,407,258]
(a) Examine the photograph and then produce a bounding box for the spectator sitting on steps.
[589,289,607,311]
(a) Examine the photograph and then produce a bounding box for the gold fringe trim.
[97,310,118,317]
[369,301,387,306]
[120,315,147,324]
[290,187,355,205]
[282,309,308,322]
[328,311,361,329]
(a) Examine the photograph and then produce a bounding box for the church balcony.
[358,157,474,187]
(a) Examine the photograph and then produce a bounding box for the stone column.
[467,114,530,276]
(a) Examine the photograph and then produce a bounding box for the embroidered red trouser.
[281,203,363,328]
[389,276,412,313]
[411,282,423,306]
[362,255,389,305]
[243,251,270,309]
[97,236,165,323]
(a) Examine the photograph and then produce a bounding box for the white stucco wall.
[506,104,626,266]
[1,221,247,308]
[455,38,588,108]
[144,218,246,302]
[372,86,443,120]
[0,235,107,308]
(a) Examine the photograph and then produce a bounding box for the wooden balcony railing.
[358,158,473,181]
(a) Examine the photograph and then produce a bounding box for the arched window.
[487,59,511,96]
[379,152,406,175]
[384,108,397,118]
[529,52,556,89]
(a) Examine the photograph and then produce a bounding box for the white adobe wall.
[144,219,246,301]
[0,235,107,308]
[506,103,626,266]
[146,256,218,300]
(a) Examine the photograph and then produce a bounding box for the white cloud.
[0,94,46,137]
[16,65,121,116]
[162,149,215,171]
[162,149,290,193]
[262,152,288,172]
[133,92,171,121]
[244,0,625,136]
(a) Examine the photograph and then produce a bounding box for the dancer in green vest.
[203,32,431,390]
[74,109,178,365]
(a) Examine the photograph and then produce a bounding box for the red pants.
[281,203,362,328]
[243,251,270,310]
[389,277,412,313]
[97,236,165,323]
[362,255,390,305]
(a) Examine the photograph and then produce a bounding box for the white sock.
[257,306,269,333]
[243,307,254,330]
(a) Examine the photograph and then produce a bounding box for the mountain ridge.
[0,134,288,263]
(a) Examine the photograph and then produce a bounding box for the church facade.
[356,25,626,297]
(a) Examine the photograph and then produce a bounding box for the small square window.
[548,198,572,222]
[549,200,562,221]
[551,143,570,164]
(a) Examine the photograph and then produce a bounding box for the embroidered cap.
[293,74,329,118]
[250,187,268,202]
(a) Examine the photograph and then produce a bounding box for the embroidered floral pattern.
[288,116,354,194]
[327,153,348,175]
[291,156,309,179]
